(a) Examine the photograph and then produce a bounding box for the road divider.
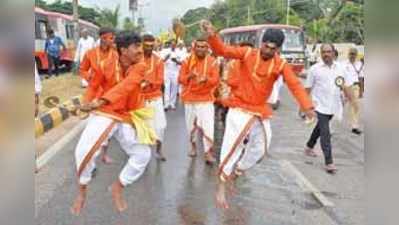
[35,95,83,138]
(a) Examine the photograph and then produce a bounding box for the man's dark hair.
[320,43,336,52]
[142,34,155,42]
[99,27,115,36]
[262,29,285,47]
[115,31,142,53]
[239,41,254,48]
[195,35,208,43]
[47,29,54,35]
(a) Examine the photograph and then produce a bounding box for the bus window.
[35,21,47,39]
[227,31,257,46]
[66,24,75,40]
[247,32,257,46]
[280,29,304,52]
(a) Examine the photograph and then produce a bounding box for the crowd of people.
[35,19,364,214]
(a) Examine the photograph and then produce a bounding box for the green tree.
[209,0,228,29]
[96,5,120,29]
[35,0,101,26]
[330,2,364,44]
[181,7,211,43]
[180,0,364,44]
[35,0,47,9]
[123,17,136,31]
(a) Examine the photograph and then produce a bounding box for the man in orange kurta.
[178,38,220,164]
[71,31,151,215]
[200,20,316,209]
[141,34,167,161]
[79,27,120,164]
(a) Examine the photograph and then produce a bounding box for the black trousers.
[47,54,60,76]
[306,111,334,165]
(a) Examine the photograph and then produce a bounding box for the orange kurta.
[142,53,164,100]
[208,34,313,119]
[216,59,240,107]
[178,54,220,103]
[80,47,122,103]
[100,62,147,121]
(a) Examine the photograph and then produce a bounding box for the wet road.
[36,88,363,225]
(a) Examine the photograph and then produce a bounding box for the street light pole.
[286,0,290,25]
[72,0,79,43]
[247,6,251,25]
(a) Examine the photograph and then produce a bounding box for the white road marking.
[36,120,87,170]
[280,159,335,207]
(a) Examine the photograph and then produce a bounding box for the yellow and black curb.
[35,95,83,138]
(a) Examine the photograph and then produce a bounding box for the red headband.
[100,33,114,39]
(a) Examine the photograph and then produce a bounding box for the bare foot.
[70,185,87,216]
[304,147,319,157]
[155,143,166,161]
[226,181,238,197]
[215,182,229,209]
[101,153,113,164]
[204,152,216,165]
[155,151,167,161]
[188,144,197,157]
[325,163,337,174]
[111,180,128,213]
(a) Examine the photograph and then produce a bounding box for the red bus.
[35,7,99,72]
[220,24,307,76]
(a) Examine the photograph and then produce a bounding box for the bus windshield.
[279,28,305,52]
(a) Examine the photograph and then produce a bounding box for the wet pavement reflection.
[36,104,321,225]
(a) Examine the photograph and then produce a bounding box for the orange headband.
[194,40,209,48]
[100,33,114,40]
[143,41,155,46]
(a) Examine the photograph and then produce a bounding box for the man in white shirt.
[344,48,364,135]
[304,44,354,173]
[74,29,95,87]
[176,41,189,95]
[160,41,184,110]
[267,75,284,110]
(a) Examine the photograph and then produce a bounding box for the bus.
[220,24,307,76]
[35,7,99,73]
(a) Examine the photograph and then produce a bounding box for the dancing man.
[200,20,315,209]
[178,37,220,164]
[71,31,152,214]
[79,27,118,164]
[142,34,168,161]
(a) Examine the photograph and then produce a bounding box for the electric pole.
[286,0,290,25]
[247,6,251,25]
[72,0,79,43]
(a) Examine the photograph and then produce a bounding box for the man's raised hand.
[200,20,216,37]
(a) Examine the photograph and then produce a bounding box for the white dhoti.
[145,97,167,143]
[218,108,272,181]
[75,114,151,186]
[164,72,179,109]
[184,103,215,153]
[267,76,284,104]
[80,78,88,88]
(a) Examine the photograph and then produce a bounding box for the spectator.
[304,44,354,173]
[74,29,95,87]
[344,48,364,135]
[44,29,66,77]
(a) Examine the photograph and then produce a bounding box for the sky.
[45,0,215,34]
